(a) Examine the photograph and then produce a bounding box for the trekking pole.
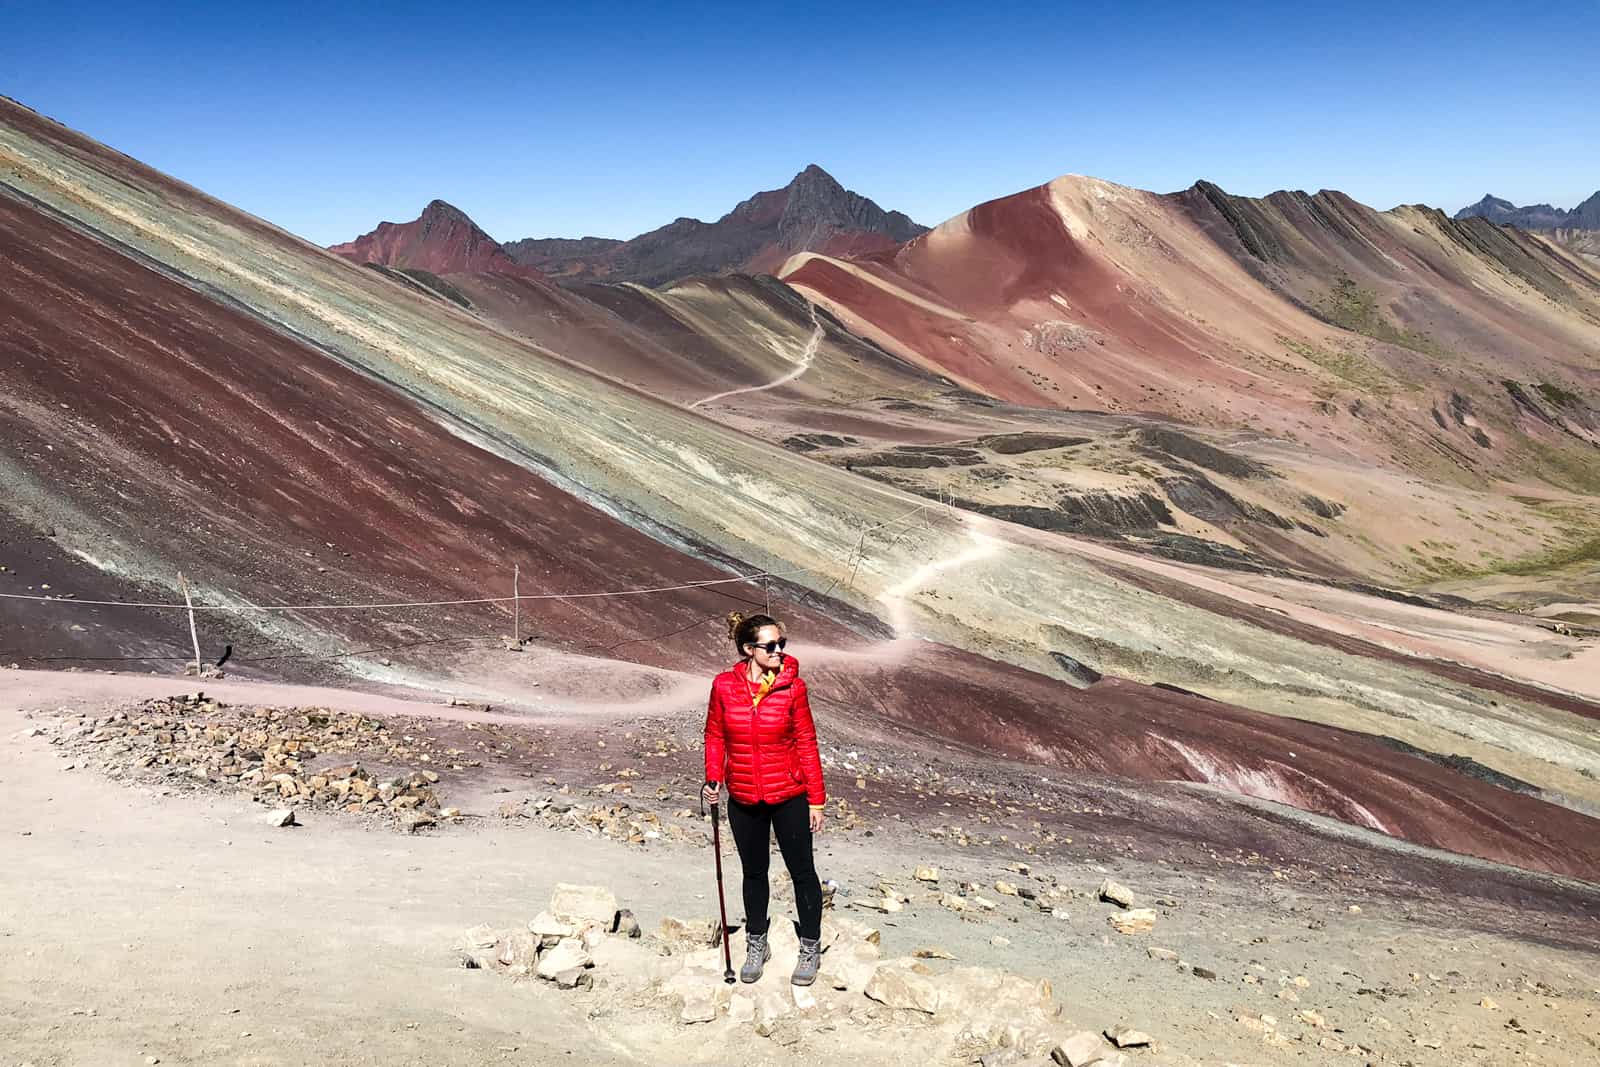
[703,789,736,984]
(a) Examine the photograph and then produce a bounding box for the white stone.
[1105,1025,1152,1048]
[535,938,592,980]
[1051,1030,1107,1066]
[1097,879,1134,908]
[864,964,939,1014]
[528,910,576,937]
[1107,908,1157,935]
[462,923,499,949]
[548,883,617,927]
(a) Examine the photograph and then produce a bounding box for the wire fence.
[0,496,955,671]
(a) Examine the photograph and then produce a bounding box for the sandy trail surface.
[689,301,823,409]
[4,674,1599,1066]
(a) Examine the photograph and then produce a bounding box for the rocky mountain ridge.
[503,164,927,286]
[1455,190,1600,230]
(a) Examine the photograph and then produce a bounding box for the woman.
[701,611,827,985]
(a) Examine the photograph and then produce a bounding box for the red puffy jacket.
[704,655,827,807]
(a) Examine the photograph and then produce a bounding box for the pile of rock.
[515,795,711,848]
[462,883,641,989]
[45,696,450,831]
[463,882,1149,1064]
[1097,878,1158,935]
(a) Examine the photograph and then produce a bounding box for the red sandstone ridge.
[328,199,539,277]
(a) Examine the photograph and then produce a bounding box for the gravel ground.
[3,672,1598,1066]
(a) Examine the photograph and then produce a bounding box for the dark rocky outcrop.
[1300,494,1346,520]
[1049,651,1103,686]
[782,432,859,453]
[1371,735,1540,795]
[975,432,1091,454]
[1455,192,1600,231]
[504,165,926,287]
[1159,474,1295,530]
[949,491,1175,534]
[1134,427,1273,479]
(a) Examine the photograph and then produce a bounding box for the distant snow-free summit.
[327,198,538,278]
[503,164,927,287]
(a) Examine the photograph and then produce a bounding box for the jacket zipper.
[742,673,763,802]
[741,672,796,804]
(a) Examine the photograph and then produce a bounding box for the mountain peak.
[1453,193,1599,231]
[507,167,927,287]
[1571,190,1600,228]
[793,163,839,184]
[329,200,538,278]
[420,198,472,223]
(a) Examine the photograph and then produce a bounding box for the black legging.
[725,794,822,940]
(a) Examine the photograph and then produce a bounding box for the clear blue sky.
[5,1,1597,245]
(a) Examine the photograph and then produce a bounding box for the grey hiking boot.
[740,931,771,983]
[792,936,822,986]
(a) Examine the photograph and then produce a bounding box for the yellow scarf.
[750,669,776,708]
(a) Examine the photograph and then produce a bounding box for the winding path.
[689,301,822,408]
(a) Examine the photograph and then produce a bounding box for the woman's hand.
[809,807,825,833]
[701,781,720,806]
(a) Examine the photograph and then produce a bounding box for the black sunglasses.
[746,638,787,653]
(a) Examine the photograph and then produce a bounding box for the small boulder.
[914,865,940,882]
[553,967,592,990]
[400,811,435,833]
[754,988,792,1030]
[263,808,296,828]
[497,931,542,975]
[549,883,617,928]
[1105,1025,1152,1048]
[1107,908,1156,935]
[863,965,939,1014]
[821,944,880,992]
[1097,879,1134,908]
[679,989,719,1024]
[659,916,719,946]
[535,938,593,980]
[462,923,499,949]
[1051,1030,1106,1067]
[529,910,576,942]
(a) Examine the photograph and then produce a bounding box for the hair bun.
[725,612,745,641]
